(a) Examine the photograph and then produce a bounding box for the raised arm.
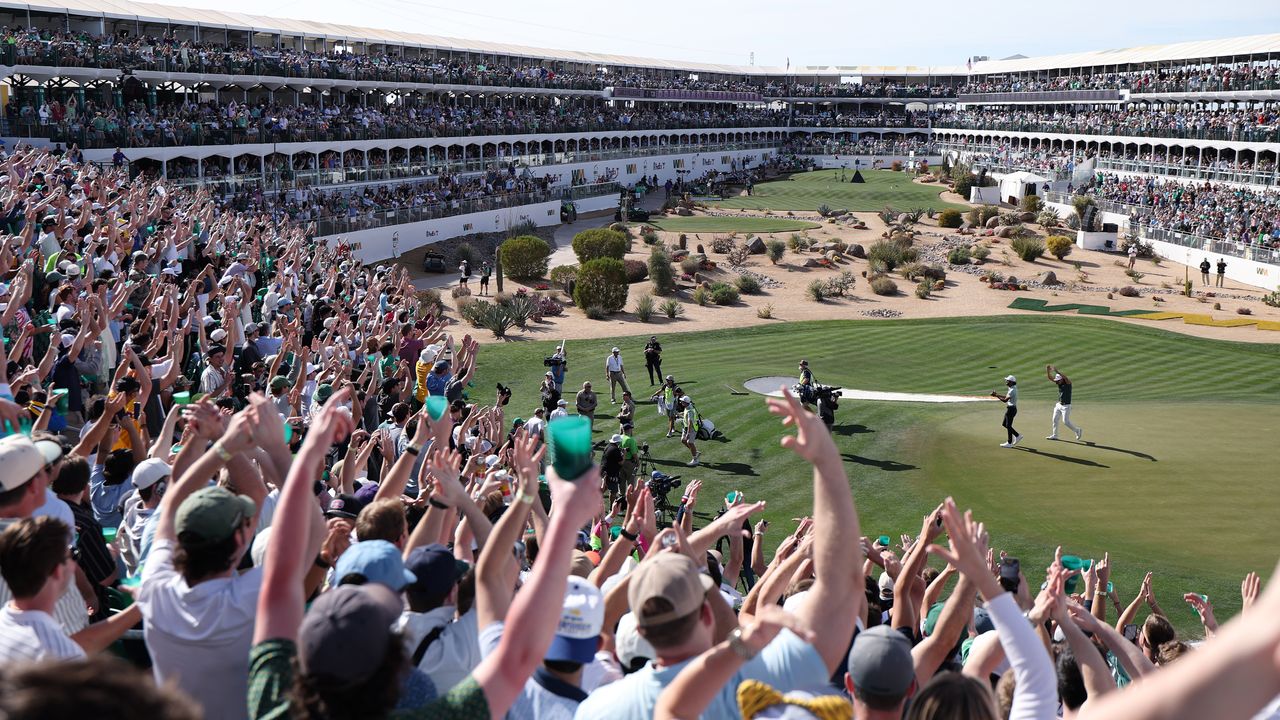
[475,431,542,628]
[766,387,863,675]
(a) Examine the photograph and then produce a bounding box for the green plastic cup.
[102,527,117,543]
[172,391,192,405]
[877,535,891,547]
[425,395,448,421]
[545,416,593,481]
[120,575,141,588]
[1061,555,1084,593]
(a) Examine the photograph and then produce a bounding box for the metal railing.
[958,90,1123,104]
[314,181,619,236]
[164,140,781,194]
[1094,158,1279,188]
[12,115,793,150]
[934,119,1280,143]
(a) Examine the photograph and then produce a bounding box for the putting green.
[712,169,969,212]
[641,216,821,233]
[472,316,1280,635]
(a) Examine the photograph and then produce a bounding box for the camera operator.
[543,344,567,393]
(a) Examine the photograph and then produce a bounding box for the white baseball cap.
[132,458,172,490]
[614,611,656,670]
[545,576,604,664]
[611,347,620,353]
[1004,375,1017,383]
[0,436,53,491]
[209,328,228,342]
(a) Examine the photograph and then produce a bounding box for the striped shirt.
[0,518,89,635]
[0,605,86,662]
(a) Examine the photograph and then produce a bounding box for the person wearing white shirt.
[550,399,569,422]
[397,544,482,694]
[604,347,630,404]
[0,516,89,663]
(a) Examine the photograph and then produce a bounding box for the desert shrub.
[824,271,856,297]
[633,293,655,322]
[572,228,628,263]
[692,286,711,306]
[680,257,702,275]
[997,212,1021,227]
[1150,255,1163,266]
[1118,286,1141,297]
[1045,235,1074,260]
[766,239,786,265]
[898,262,925,280]
[1125,269,1146,283]
[573,258,629,313]
[1263,292,1280,308]
[937,208,964,228]
[1011,236,1046,262]
[1019,195,1043,213]
[549,264,579,288]
[609,222,629,235]
[757,303,774,319]
[1071,195,1096,219]
[415,289,444,316]
[499,235,552,279]
[968,205,999,226]
[971,245,991,262]
[460,301,515,338]
[709,282,740,305]
[870,276,898,296]
[787,234,810,252]
[952,175,975,202]
[648,247,676,295]
[622,259,649,283]
[816,204,831,217]
[1237,307,1253,315]
[727,245,751,266]
[584,305,608,320]
[659,299,684,318]
[734,274,762,294]
[1037,208,1062,227]
[867,240,917,271]
[454,242,477,267]
[1120,237,1155,259]
[915,281,933,299]
[710,236,736,253]
[451,284,472,299]
[537,295,564,317]
[948,247,971,265]
[920,265,947,281]
[806,280,826,302]
[890,160,903,172]
[640,226,659,245]
[497,292,537,329]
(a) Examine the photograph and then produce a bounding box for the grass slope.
[712,169,969,212]
[471,316,1280,635]
[642,217,821,233]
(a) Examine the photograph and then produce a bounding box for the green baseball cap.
[175,487,257,546]
[269,375,290,392]
[315,384,335,404]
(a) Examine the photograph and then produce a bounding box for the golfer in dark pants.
[644,336,662,385]
[991,375,1022,448]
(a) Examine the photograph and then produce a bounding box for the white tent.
[998,171,1050,205]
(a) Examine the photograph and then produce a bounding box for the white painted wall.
[345,201,563,265]
[1146,238,1280,290]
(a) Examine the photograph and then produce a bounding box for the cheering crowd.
[8,97,792,150]
[1079,173,1280,246]
[938,106,1280,143]
[961,61,1280,95]
[0,142,1275,720]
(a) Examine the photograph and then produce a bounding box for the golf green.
[641,217,821,233]
[472,316,1280,635]
[713,168,969,212]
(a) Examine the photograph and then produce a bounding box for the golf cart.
[422,251,448,273]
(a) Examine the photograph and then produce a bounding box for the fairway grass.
[712,169,970,212]
[472,316,1280,635]
[642,216,822,233]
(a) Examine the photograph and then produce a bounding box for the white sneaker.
[1012,435,1023,446]
[999,442,1012,448]
[1075,428,1083,441]
[1046,435,1059,440]
[687,458,700,467]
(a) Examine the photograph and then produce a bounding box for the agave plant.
[877,207,898,225]
[816,203,831,218]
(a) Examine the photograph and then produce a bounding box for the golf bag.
[812,384,841,429]
[696,415,718,441]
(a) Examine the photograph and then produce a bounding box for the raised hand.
[547,464,603,530]
[319,518,354,567]
[926,498,999,598]
[766,386,837,464]
[424,447,465,506]
[511,428,545,483]
[1242,572,1261,612]
[1183,593,1218,633]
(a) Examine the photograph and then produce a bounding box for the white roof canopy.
[1,1,1277,79]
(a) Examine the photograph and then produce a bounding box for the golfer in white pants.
[1046,364,1083,441]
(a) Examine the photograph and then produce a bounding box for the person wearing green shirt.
[652,375,677,438]
[619,422,639,485]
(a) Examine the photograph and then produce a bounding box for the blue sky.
[185,0,1277,69]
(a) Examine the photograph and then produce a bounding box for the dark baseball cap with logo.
[175,486,257,546]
